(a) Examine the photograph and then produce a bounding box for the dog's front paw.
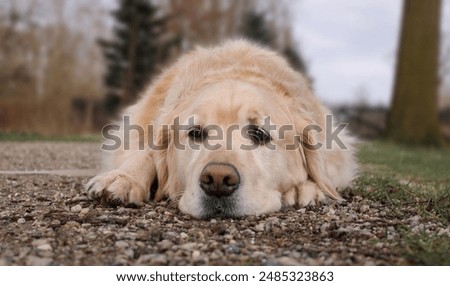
[85,170,148,207]
[282,181,328,207]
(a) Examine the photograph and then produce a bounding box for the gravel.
[0,142,448,265]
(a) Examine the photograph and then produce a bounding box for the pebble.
[255,223,265,232]
[70,204,83,213]
[150,255,168,265]
[137,254,168,265]
[146,211,157,218]
[65,221,80,228]
[409,215,421,227]
[157,240,173,250]
[0,211,10,218]
[115,241,129,249]
[32,239,49,247]
[26,256,53,266]
[37,244,53,251]
[359,205,370,213]
[276,256,299,266]
[192,250,201,260]
[136,231,150,241]
[17,218,26,224]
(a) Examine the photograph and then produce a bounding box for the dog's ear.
[293,113,342,200]
[153,125,173,201]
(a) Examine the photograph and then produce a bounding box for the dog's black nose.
[200,163,240,197]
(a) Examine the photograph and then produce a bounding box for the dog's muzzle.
[199,162,241,218]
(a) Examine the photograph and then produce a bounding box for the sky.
[292,0,450,107]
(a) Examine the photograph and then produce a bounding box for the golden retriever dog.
[86,40,357,218]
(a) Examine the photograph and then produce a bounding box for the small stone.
[409,215,421,227]
[225,244,240,254]
[0,210,10,218]
[0,258,11,266]
[276,256,299,266]
[255,223,265,232]
[137,254,168,265]
[80,208,90,215]
[192,250,201,260]
[157,240,173,250]
[114,255,129,266]
[37,244,52,251]
[65,221,80,228]
[148,227,163,242]
[38,250,54,258]
[151,254,168,265]
[70,204,83,213]
[136,231,150,241]
[320,223,330,233]
[437,228,450,237]
[146,211,157,218]
[115,241,129,248]
[26,256,53,266]
[360,205,370,213]
[17,218,26,224]
[32,239,49,247]
[181,242,197,250]
[97,215,109,221]
[211,223,227,235]
[242,229,255,237]
[298,208,306,214]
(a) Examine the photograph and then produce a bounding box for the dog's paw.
[282,181,328,207]
[85,170,148,207]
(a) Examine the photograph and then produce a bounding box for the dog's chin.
[199,194,241,219]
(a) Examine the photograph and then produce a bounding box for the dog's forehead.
[189,80,277,124]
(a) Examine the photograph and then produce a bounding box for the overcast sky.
[292,0,450,106]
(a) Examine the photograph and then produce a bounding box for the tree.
[99,0,173,111]
[240,11,308,75]
[385,0,443,146]
[241,11,274,47]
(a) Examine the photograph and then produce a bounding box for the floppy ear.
[294,114,342,200]
[154,125,177,201]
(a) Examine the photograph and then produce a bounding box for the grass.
[0,132,101,142]
[358,141,450,182]
[356,141,450,265]
[401,231,450,265]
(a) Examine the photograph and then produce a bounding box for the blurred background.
[0,0,449,146]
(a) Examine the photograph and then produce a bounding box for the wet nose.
[199,163,240,197]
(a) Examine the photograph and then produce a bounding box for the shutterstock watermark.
[101,115,349,151]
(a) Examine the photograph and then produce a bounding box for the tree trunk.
[385,0,443,146]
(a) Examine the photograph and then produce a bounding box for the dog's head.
[154,79,339,218]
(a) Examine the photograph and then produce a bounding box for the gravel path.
[0,142,447,265]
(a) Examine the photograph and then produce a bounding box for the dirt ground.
[0,142,447,265]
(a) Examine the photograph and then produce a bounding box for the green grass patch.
[0,132,101,142]
[356,141,450,264]
[358,141,450,182]
[351,176,449,224]
[401,231,450,265]
[356,141,450,224]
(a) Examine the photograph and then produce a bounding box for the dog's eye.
[247,125,271,144]
[188,126,206,140]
